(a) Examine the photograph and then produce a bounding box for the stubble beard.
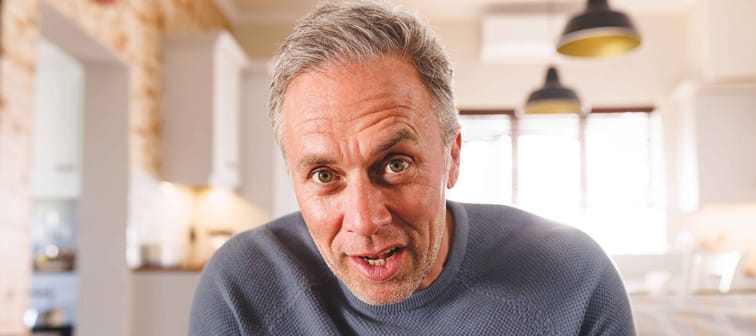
[316,219,447,306]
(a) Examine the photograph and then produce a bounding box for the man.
[190,1,635,335]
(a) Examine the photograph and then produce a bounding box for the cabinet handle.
[55,163,76,173]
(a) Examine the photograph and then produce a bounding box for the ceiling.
[214,0,696,26]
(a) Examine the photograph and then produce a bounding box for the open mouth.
[359,247,400,266]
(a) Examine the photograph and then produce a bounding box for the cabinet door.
[163,32,247,190]
[33,40,83,199]
[695,84,756,204]
[210,40,242,189]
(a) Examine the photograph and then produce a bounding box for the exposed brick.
[1,0,230,333]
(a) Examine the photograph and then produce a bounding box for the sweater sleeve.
[579,255,637,336]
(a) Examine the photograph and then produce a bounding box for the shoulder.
[190,212,333,334]
[206,211,331,288]
[190,212,336,333]
[455,203,632,332]
[462,203,603,256]
[441,203,635,333]
[458,202,612,290]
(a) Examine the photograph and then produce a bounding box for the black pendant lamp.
[524,66,582,114]
[557,0,641,58]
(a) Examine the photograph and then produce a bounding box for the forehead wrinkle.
[287,115,338,173]
[371,128,419,157]
[342,110,421,163]
[340,91,409,120]
[348,108,412,134]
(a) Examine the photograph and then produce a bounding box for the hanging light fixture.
[557,0,641,58]
[523,66,582,114]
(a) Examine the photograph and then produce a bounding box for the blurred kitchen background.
[1,0,755,335]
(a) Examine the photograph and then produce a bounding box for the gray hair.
[268,0,460,150]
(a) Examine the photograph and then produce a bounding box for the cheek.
[299,196,343,250]
[404,167,445,207]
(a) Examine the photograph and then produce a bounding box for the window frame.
[458,106,656,211]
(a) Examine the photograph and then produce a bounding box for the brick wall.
[0,0,39,333]
[0,0,229,334]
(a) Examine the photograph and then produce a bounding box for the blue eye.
[385,158,410,174]
[312,169,335,184]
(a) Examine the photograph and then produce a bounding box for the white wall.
[272,141,299,217]
[240,64,275,214]
[688,0,756,81]
[240,62,299,218]
[78,63,131,336]
[434,13,689,109]
[658,81,699,239]
[132,273,200,336]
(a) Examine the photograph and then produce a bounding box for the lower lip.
[350,249,405,282]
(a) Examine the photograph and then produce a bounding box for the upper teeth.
[366,258,386,266]
[361,247,398,266]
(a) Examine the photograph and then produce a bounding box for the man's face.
[280,55,461,305]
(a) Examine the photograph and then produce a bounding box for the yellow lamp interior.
[524,100,582,114]
[558,34,640,58]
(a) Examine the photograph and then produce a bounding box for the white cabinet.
[162,31,249,190]
[32,40,83,199]
[665,81,756,215]
[694,83,756,205]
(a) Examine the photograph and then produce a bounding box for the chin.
[348,280,419,305]
[353,289,410,306]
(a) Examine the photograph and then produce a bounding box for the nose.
[343,177,392,236]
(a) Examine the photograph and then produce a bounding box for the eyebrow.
[297,154,335,171]
[295,128,419,172]
[372,128,419,157]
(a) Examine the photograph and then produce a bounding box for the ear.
[446,132,462,189]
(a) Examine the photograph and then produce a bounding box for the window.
[448,109,665,254]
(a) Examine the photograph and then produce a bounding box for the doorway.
[28,2,130,335]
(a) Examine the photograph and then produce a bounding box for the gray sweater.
[189,201,635,335]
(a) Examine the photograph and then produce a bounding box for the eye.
[385,158,410,174]
[311,169,336,184]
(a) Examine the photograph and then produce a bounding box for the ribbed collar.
[340,200,469,314]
